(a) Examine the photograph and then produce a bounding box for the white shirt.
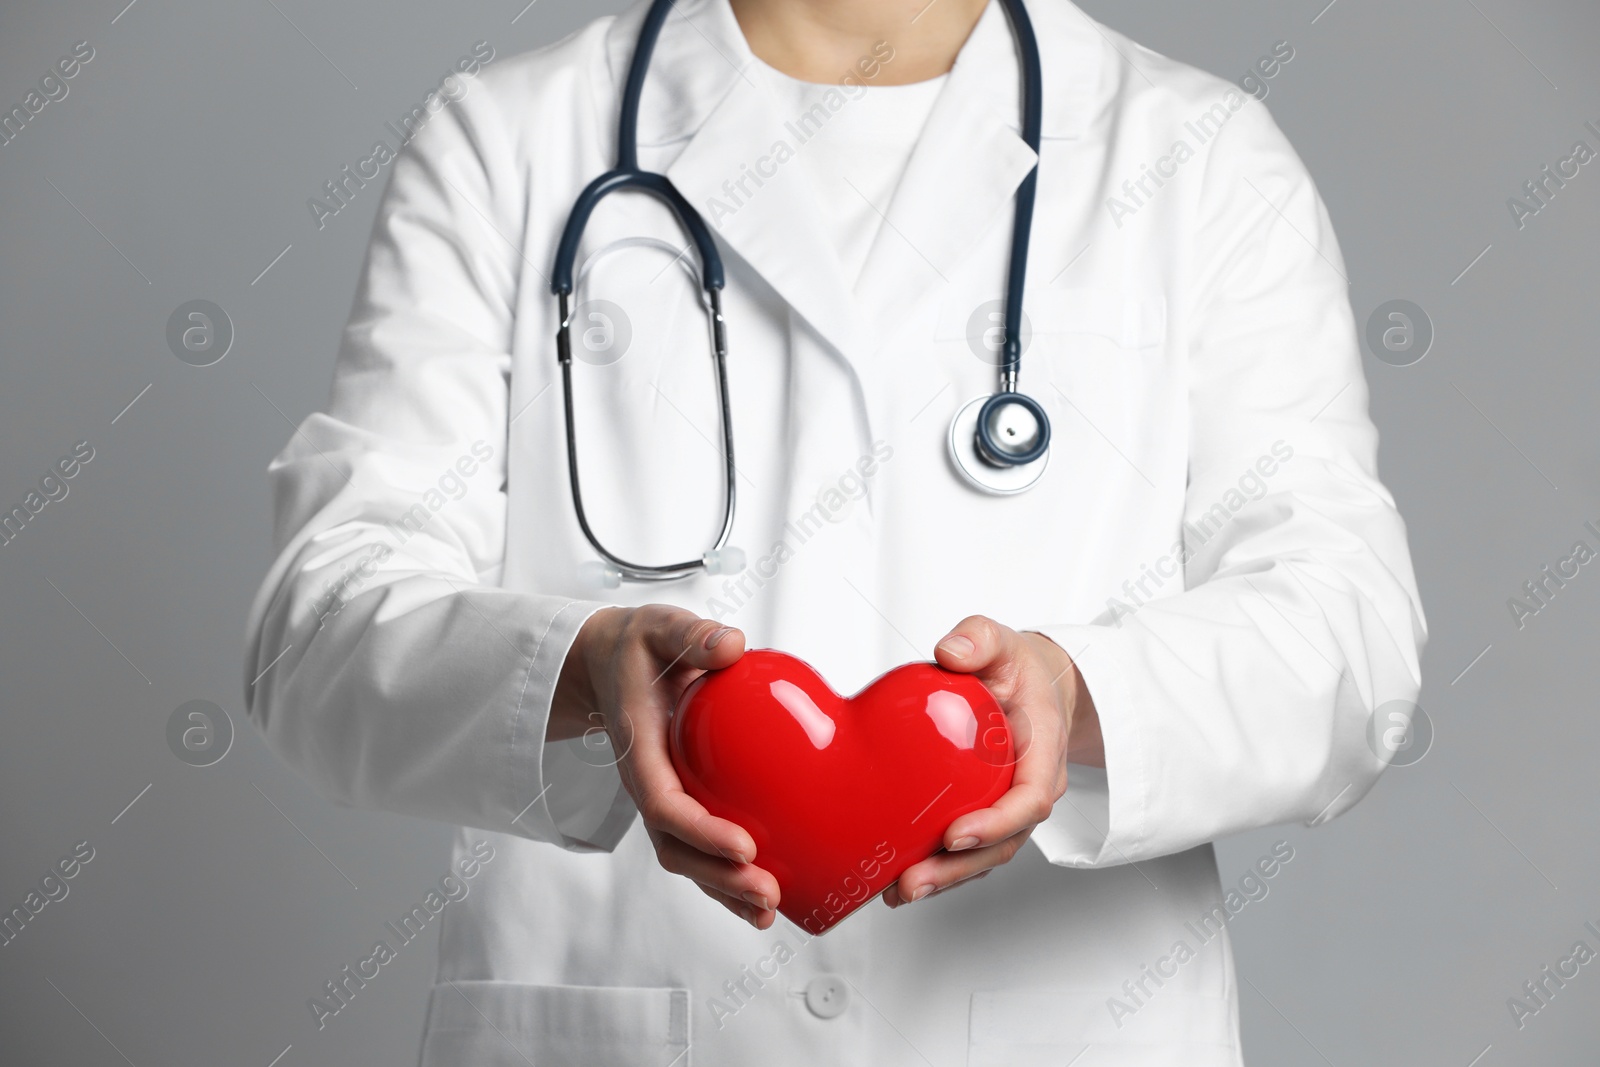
[755,59,947,287]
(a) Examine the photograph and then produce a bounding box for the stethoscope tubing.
[551,0,736,581]
[556,287,737,582]
[996,0,1042,392]
[551,0,1047,581]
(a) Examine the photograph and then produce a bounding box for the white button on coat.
[243,0,1426,1063]
[805,975,851,1020]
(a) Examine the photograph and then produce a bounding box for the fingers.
[652,829,780,913]
[942,742,1067,851]
[930,617,1072,854]
[695,883,779,930]
[639,607,746,675]
[933,615,1017,679]
[883,870,991,907]
[630,771,758,867]
[592,604,769,928]
[884,831,1031,906]
[921,869,991,902]
[613,611,755,863]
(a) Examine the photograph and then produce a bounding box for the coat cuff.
[505,599,637,853]
[1026,625,1149,868]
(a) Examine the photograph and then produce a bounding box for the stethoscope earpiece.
[577,547,744,590]
[701,546,746,575]
[578,560,624,590]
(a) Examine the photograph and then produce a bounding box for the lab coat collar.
[598,0,1105,362]
[848,0,1104,354]
[601,0,1106,144]
[602,0,863,360]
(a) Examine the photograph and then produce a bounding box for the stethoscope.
[553,0,1049,585]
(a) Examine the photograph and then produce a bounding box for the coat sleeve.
[242,84,635,853]
[1029,98,1427,867]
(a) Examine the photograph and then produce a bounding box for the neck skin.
[729,0,989,85]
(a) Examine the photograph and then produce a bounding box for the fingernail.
[742,891,769,910]
[705,626,735,649]
[950,836,979,851]
[728,850,749,866]
[908,883,933,902]
[739,905,756,923]
[937,635,975,659]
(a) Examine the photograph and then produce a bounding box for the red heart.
[669,649,1014,934]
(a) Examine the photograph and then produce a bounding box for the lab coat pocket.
[1031,286,1167,350]
[1025,287,1178,496]
[419,981,691,1067]
[967,989,1238,1067]
[1024,285,1169,406]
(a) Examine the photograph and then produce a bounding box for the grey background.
[0,0,1594,1063]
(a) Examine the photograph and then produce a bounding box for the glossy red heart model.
[669,649,1014,934]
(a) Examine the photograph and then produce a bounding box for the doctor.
[246,0,1425,1063]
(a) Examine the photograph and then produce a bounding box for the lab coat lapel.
[604,0,1105,367]
[851,0,1103,354]
[663,74,864,363]
[611,0,862,362]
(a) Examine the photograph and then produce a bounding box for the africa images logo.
[0,41,95,150]
[1107,841,1295,1029]
[306,42,495,231]
[700,41,895,224]
[308,840,495,1030]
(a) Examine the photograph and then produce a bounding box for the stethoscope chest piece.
[948,394,1050,495]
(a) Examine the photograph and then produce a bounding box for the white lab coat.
[244,0,1426,1063]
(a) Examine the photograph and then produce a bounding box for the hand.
[883,615,1103,908]
[549,606,781,929]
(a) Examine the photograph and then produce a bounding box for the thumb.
[646,610,746,674]
[934,615,1015,676]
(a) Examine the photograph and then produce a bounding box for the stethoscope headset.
[553,0,1049,585]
